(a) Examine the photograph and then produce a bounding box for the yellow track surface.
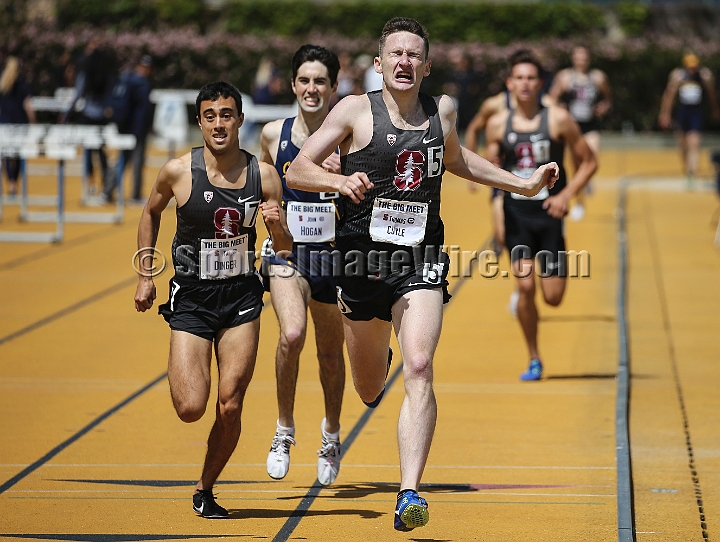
[0,145,718,541]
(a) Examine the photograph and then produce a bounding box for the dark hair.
[508,49,543,75]
[292,44,341,87]
[83,47,116,100]
[195,81,243,117]
[379,17,429,58]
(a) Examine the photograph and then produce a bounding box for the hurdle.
[0,142,75,243]
[0,125,53,221]
[23,125,135,224]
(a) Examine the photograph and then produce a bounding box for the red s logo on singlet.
[394,150,425,191]
[214,208,242,239]
[515,143,535,170]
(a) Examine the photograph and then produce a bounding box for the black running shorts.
[336,251,451,322]
[576,118,601,134]
[158,274,264,341]
[504,200,566,277]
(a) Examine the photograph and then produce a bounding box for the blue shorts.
[263,243,338,304]
[676,105,703,132]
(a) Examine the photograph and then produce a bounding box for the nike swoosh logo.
[196,502,204,514]
[529,134,545,142]
[406,282,435,288]
[238,195,256,204]
[238,307,254,315]
[422,137,437,144]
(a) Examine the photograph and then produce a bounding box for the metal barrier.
[2,89,293,243]
[21,125,135,225]
[0,129,75,243]
[0,123,135,242]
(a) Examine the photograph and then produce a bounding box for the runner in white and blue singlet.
[259,45,346,488]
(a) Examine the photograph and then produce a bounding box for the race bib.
[369,198,428,246]
[570,100,593,123]
[511,140,550,201]
[510,185,550,201]
[679,82,702,105]
[286,201,335,243]
[199,234,249,280]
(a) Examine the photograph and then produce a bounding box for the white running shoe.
[266,425,296,480]
[569,203,585,222]
[507,290,519,319]
[317,419,341,486]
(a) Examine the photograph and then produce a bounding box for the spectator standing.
[444,48,483,134]
[252,57,285,105]
[64,38,117,196]
[0,56,36,197]
[110,55,154,204]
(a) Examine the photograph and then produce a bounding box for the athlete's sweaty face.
[292,60,336,115]
[197,96,243,154]
[376,31,430,92]
[507,63,542,105]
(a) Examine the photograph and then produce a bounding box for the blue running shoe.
[520,358,543,381]
[363,348,392,408]
[394,489,429,531]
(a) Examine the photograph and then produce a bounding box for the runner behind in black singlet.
[486,49,596,382]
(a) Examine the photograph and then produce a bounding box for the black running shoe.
[193,489,228,518]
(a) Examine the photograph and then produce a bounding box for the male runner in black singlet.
[485,50,596,382]
[133,81,292,518]
[260,45,346,486]
[286,18,558,532]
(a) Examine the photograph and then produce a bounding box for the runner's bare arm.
[286,95,374,203]
[464,93,504,154]
[543,108,597,219]
[659,69,682,129]
[548,69,570,102]
[700,68,720,121]
[134,156,186,312]
[483,110,506,167]
[596,71,613,117]
[259,162,293,253]
[439,95,558,197]
[260,119,283,166]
